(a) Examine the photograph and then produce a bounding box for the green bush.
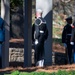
[11,70,20,75]
[3,70,75,75]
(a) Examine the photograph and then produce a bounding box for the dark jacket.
[32,17,48,44]
[62,24,72,44]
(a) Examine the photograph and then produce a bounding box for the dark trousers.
[34,43,44,64]
[67,43,73,64]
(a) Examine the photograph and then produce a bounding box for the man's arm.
[62,26,67,47]
[62,26,67,43]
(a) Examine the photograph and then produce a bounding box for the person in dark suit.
[70,22,75,63]
[0,17,5,68]
[62,16,73,64]
[32,9,48,67]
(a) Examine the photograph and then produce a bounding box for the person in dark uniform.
[0,17,5,68]
[62,16,73,64]
[32,9,48,67]
[70,22,75,63]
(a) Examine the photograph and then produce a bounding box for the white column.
[36,0,52,65]
[24,0,32,67]
[1,0,10,68]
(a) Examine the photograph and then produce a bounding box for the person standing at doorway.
[32,9,48,67]
[62,16,73,64]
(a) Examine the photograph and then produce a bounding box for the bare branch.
[61,0,71,3]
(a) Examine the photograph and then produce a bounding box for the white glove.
[35,39,38,45]
[63,43,67,48]
[70,42,74,45]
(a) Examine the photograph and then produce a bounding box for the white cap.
[36,9,43,13]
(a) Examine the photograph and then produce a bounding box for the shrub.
[4,70,75,75]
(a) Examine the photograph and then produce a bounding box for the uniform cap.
[65,16,72,21]
[36,9,43,13]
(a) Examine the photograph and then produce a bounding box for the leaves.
[11,70,20,75]
[3,70,75,75]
